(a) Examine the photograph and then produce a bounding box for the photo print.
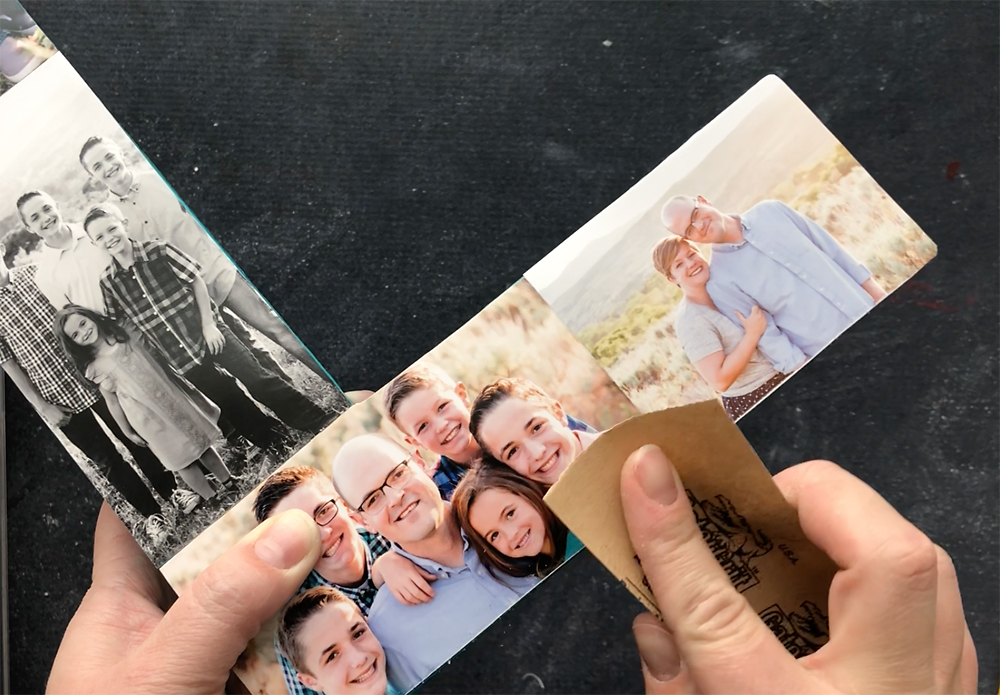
[524,75,936,419]
[162,278,639,695]
[0,52,349,565]
[0,1,56,98]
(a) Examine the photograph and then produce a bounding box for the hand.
[47,504,320,694]
[39,401,73,428]
[124,430,148,447]
[372,548,437,605]
[734,305,767,340]
[202,323,226,355]
[621,446,978,695]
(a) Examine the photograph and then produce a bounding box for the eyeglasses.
[682,204,701,240]
[356,458,415,514]
[313,499,340,526]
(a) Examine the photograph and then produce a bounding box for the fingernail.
[632,445,678,505]
[254,512,314,569]
[633,619,681,682]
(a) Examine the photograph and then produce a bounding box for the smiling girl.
[54,304,231,504]
[469,377,597,488]
[451,463,581,579]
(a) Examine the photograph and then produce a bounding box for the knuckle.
[881,529,939,590]
[676,580,757,649]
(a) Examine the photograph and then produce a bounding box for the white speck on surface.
[193,166,199,172]
[602,39,613,47]
[213,122,219,126]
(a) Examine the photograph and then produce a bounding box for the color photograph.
[0,53,349,565]
[525,75,936,418]
[162,278,638,694]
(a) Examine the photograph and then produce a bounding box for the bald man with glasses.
[333,434,539,693]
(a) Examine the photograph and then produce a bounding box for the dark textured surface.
[5,2,998,693]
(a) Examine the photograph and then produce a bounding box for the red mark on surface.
[946,161,961,181]
[886,280,976,313]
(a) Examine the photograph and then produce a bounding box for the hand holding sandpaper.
[545,401,977,694]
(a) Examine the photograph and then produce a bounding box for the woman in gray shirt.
[652,237,786,420]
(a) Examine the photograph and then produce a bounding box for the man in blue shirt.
[661,195,887,374]
[332,434,538,693]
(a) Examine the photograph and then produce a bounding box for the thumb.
[632,613,696,695]
[136,510,321,693]
[620,446,802,694]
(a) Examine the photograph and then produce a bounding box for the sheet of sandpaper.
[545,399,837,656]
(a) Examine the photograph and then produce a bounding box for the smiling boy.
[17,190,111,313]
[469,377,597,488]
[255,466,416,695]
[85,203,328,452]
[78,135,330,379]
[332,434,537,693]
[277,587,391,695]
[382,363,481,500]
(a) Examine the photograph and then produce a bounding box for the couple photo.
[525,76,937,417]
[654,193,886,420]
[0,52,348,563]
[160,278,639,694]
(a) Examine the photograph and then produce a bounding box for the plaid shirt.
[100,240,217,374]
[0,265,98,414]
[278,529,392,695]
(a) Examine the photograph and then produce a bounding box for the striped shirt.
[0,264,98,414]
[100,240,217,374]
[278,529,392,695]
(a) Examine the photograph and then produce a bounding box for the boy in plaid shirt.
[85,204,327,453]
[254,466,435,695]
[0,255,177,542]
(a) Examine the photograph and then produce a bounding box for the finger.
[930,546,972,692]
[137,510,320,692]
[93,503,176,608]
[734,311,746,322]
[412,576,435,600]
[419,567,439,582]
[620,446,803,693]
[773,461,938,689]
[632,613,697,695]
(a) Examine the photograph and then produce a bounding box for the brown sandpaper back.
[545,400,838,655]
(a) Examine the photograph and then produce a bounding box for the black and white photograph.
[0,51,350,565]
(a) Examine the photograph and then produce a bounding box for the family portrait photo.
[161,278,639,695]
[525,75,937,418]
[0,51,349,564]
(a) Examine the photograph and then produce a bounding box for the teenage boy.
[85,203,329,452]
[78,135,329,379]
[381,363,481,499]
[254,466,434,695]
[0,259,177,542]
[17,190,111,313]
[333,434,538,693]
[277,587,392,695]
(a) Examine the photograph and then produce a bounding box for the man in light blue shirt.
[332,434,537,693]
[661,195,887,374]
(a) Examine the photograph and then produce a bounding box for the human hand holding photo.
[46,505,320,694]
[622,446,978,695]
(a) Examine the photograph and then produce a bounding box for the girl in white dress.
[55,305,231,501]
